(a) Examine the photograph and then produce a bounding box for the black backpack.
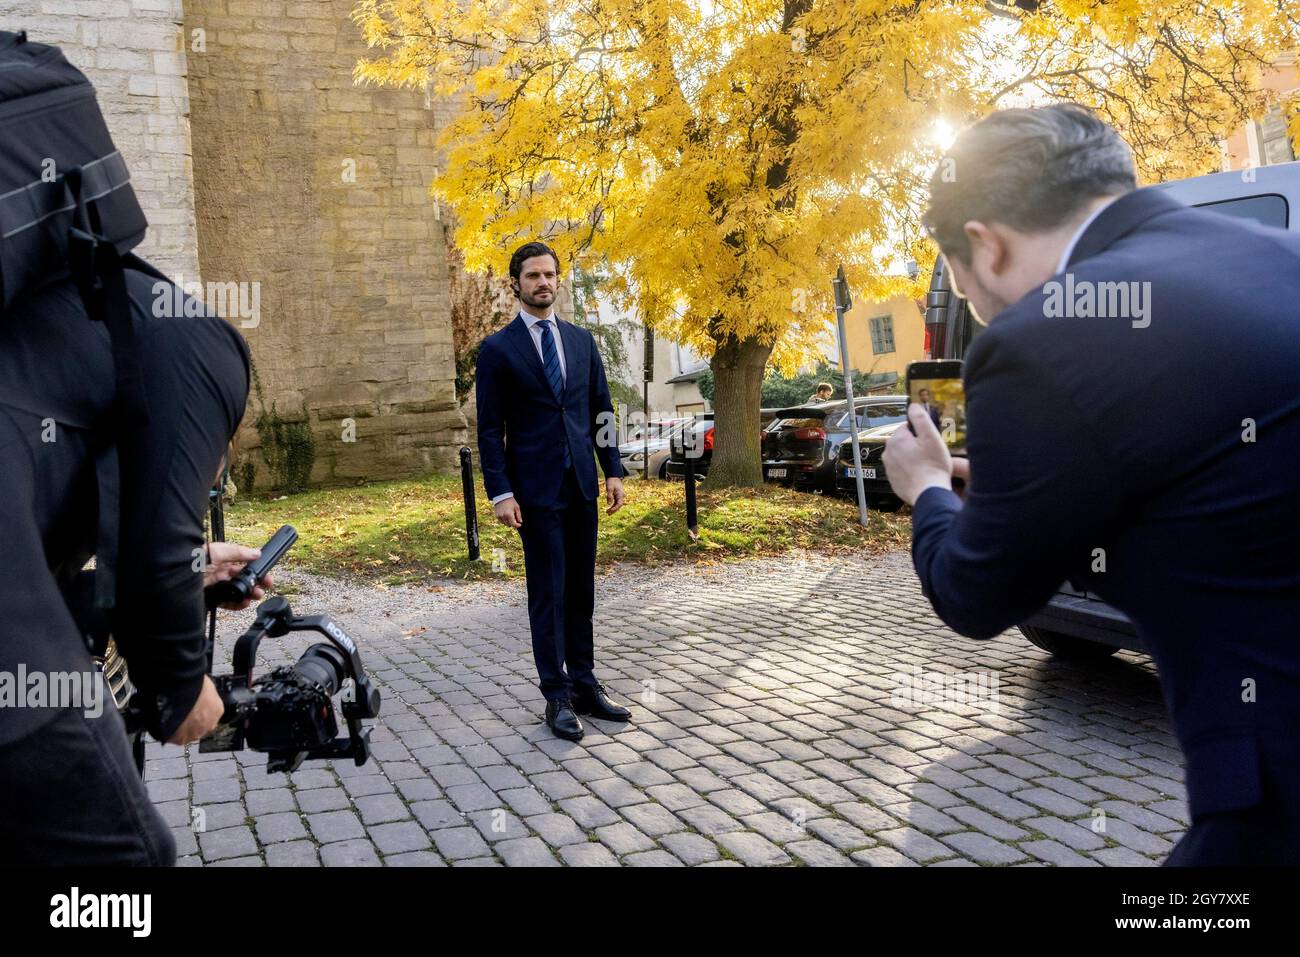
[0,29,163,608]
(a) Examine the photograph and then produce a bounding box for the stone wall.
[181,0,465,484]
[8,1,467,486]
[3,0,200,278]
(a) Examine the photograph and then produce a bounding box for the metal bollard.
[684,452,698,540]
[459,446,480,561]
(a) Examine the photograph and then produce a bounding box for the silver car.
[619,419,689,479]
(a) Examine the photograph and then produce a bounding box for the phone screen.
[907,369,966,455]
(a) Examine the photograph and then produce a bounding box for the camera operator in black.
[0,267,252,866]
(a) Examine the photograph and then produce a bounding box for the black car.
[665,413,715,479]
[762,396,907,494]
[834,420,907,509]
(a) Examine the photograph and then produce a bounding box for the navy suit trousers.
[516,466,599,701]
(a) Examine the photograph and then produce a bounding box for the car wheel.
[658,461,668,480]
[1020,625,1119,660]
[869,496,902,512]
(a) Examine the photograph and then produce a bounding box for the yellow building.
[1221,54,1298,171]
[838,295,928,394]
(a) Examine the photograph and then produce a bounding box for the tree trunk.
[705,334,773,487]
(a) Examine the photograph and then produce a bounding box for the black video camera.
[125,525,381,773]
[198,595,382,773]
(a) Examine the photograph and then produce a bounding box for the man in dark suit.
[475,242,631,740]
[917,388,943,431]
[884,104,1300,865]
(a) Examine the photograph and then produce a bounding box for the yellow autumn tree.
[352,0,1300,486]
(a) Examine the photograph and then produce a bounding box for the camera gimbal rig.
[197,595,382,773]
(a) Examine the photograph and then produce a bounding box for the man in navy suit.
[475,242,631,740]
[917,388,943,431]
[884,104,1300,865]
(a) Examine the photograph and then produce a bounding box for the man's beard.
[520,287,554,311]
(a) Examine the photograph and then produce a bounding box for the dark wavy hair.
[509,241,561,282]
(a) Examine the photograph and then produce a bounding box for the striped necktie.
[538,319,565,402]
[538,319,571,468]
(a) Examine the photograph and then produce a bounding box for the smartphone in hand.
[905,360,966,456]
[206,524,297,608]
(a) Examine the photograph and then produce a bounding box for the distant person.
[475,241,631,741]
[808,382,833,403]
[884,103,1300,866]
[917,388,942,431]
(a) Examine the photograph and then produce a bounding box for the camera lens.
[293,643,348,696]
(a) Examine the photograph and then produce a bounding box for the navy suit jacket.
[911,187,1300,823]
[475,313,624,508]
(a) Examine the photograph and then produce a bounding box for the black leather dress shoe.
[545,699,585,740]
[572,682,632,722]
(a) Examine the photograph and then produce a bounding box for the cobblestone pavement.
[150,549,1187,867]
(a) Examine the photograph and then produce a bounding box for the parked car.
[667,410,786,479]
[666,413,715,478]
[759,408,784,461]
[619,419,689,479]
[834,420,907,509]
[762,396,908,493]
[923,159,1300,660]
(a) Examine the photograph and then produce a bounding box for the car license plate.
[845,467,876,479]
[768,468,787,478]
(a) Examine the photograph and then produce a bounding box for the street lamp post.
[833,265,869,527]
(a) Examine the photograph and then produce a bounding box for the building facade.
[1222,54,1298,171]
[7,0,467,486]
[830,294,927,394]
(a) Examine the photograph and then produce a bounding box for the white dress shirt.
[490,307,568,505]
[520,306,567,380]
[1055,197,1117,275]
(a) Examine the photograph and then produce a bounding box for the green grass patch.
[225,472,911,584]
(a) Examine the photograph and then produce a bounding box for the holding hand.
[883,404,957,505]
[951,456,971,501]
[166,675,224,746]
[204,541,273,610]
